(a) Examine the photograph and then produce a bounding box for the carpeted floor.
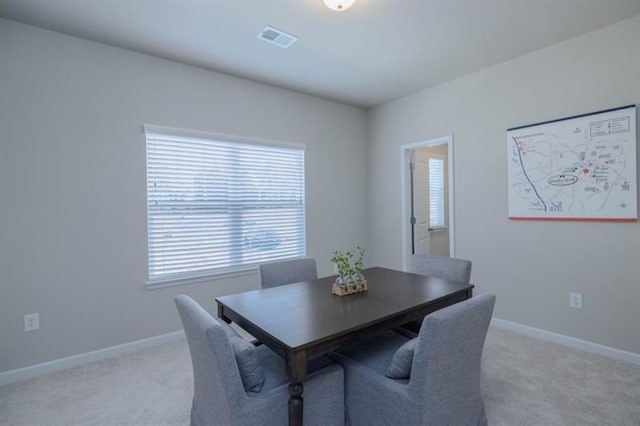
[1,327,639,425]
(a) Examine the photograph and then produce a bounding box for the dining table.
[216,266,474,426]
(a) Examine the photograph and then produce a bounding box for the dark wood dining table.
[216,266,473,426]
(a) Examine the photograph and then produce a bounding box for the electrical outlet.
[569,292,583,309]
[24,313,39,331]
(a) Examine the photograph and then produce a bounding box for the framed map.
[507,105,637,221]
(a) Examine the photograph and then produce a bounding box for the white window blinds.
[145,128,305,284]
[429,157,445,228]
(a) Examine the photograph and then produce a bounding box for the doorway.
[401,136,455,270]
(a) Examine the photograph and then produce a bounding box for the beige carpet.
[1,327,639,425]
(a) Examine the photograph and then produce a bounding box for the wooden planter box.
[332,280,368,296]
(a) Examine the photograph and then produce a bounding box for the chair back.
[258,257,318,289]
[409,294,495,425]
[174,295,246,425]
[408,254,472,283]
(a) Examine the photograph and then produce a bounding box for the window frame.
[143,124,307,288]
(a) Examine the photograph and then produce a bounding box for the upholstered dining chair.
[403,254,472,332]
[329,293,495,426]
[175,295,345,426]
[407,254,472,283]
[258,257,318,289]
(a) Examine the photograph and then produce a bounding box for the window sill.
[145,266,258,290]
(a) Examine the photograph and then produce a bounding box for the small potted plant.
[330,247,367,296]
[330,250,353,285]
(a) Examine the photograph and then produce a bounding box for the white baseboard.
[0,330,185,386]
[491,318,640,366]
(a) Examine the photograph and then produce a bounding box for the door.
[410,145,450,257]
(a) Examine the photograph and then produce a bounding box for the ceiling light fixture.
[323,0,355,11]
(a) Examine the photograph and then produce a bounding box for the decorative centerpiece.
[330,246,367,296]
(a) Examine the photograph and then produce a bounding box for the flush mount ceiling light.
[323,0,356,11]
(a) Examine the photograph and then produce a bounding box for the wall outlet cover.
[24,313,39,331]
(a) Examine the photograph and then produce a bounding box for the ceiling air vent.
[258,26,298,48]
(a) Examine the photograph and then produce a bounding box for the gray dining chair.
[175,295,345,426]
[258,257,318,289]
[329,293,495,426]
[403,254,472,332]
[407,254,472,283]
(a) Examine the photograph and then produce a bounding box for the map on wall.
[507,105,637,221]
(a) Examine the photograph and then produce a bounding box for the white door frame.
[400,135,455,271]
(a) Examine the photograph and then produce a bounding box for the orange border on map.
[509,217,637,222]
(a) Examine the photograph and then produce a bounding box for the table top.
[216,266,473,351]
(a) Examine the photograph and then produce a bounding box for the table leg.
[287,351,307,426]
[288,382,303,426]
[217,304,231,323]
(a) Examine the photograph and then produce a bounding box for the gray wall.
[367,16,640,354]
[0,19,368,372]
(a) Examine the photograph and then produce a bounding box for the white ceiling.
[2,0,640,108]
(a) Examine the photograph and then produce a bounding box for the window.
[428,157,445,228]
[145,126,305,285]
